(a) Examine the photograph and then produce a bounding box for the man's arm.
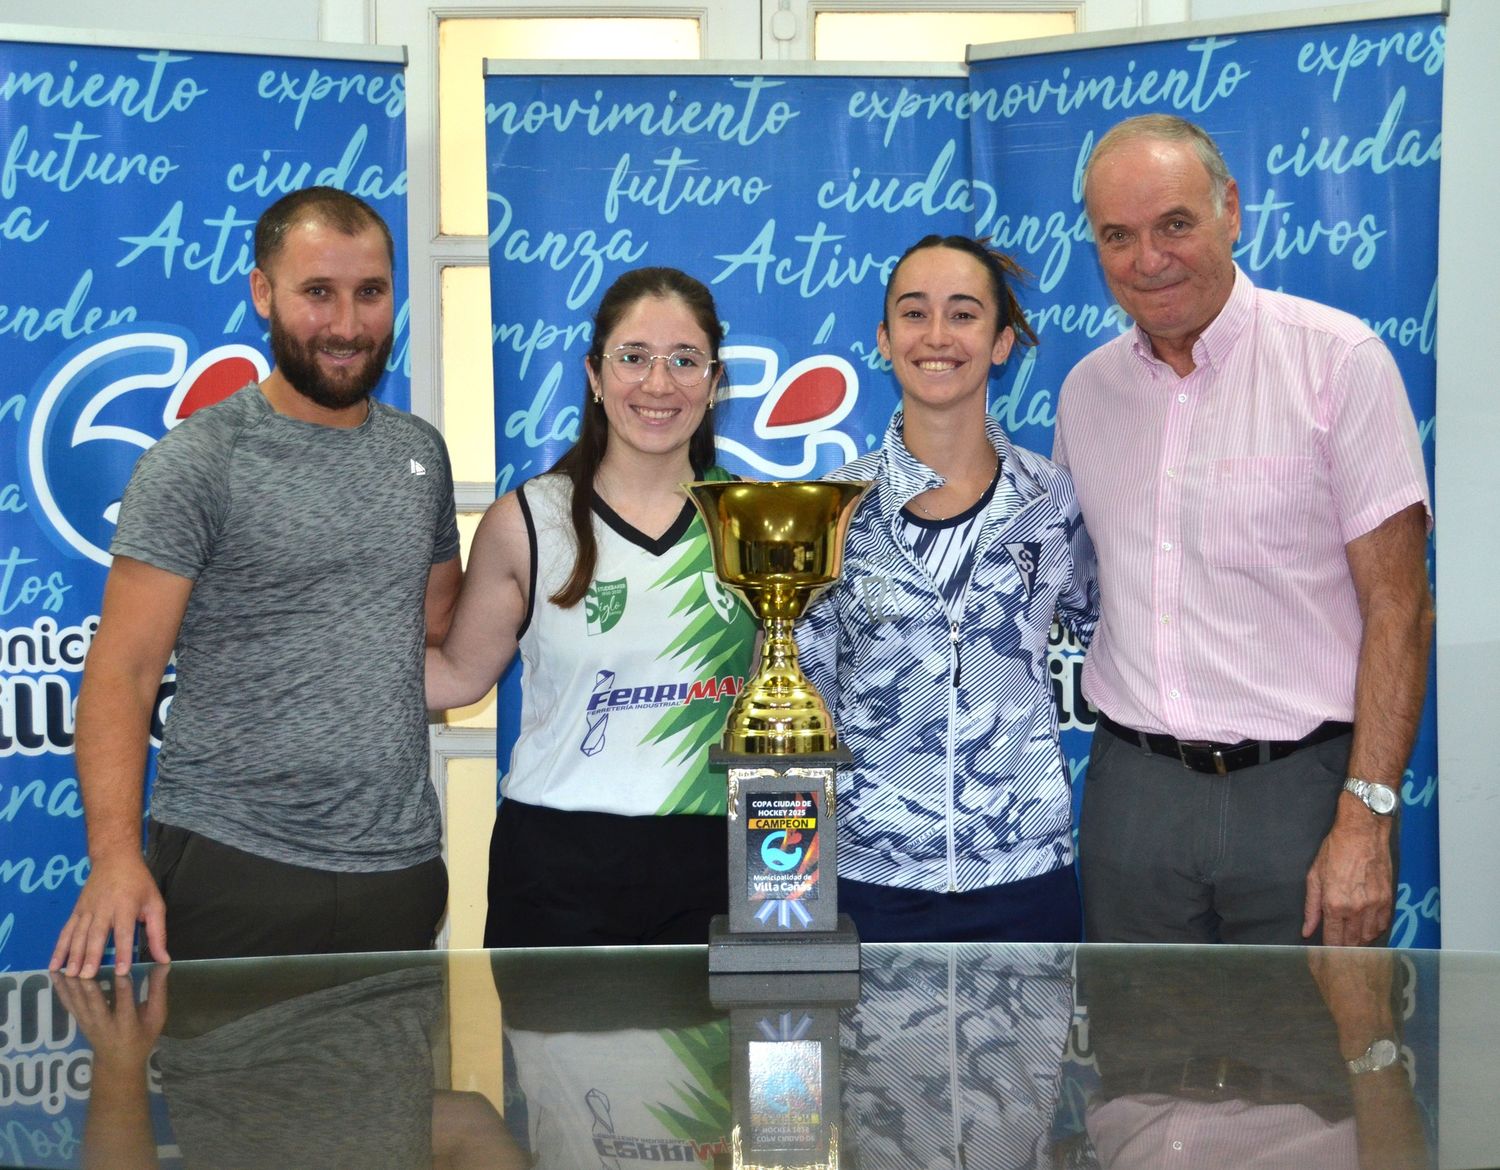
[1304,502,1433,946]
[424,554,463,646]
[1306,948,1427,1170]
[50,557,194,978]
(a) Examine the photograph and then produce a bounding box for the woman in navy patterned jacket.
[798,235,1099,942]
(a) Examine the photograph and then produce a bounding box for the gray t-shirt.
[111,384,460,871]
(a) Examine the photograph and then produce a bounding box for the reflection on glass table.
[5,943,1490,1169]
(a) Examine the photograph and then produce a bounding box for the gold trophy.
[685,479,871,755]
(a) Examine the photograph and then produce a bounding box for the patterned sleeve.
[1053,469,1100,649]
[422,423,462,564]
[796,583,842,715]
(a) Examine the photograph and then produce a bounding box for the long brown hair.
[549,267,725,607]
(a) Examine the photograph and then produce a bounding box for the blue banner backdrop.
[967,12,1442,951]
[1,32,409,992]
[485,13,1441,951]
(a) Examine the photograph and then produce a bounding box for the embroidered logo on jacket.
[858,573,900,624]
[1005,542,1042,597]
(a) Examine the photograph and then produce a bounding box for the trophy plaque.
[686,479,870,975]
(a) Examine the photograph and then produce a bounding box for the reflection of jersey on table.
[838,945,1076,1169]
[506,1021,730,1168]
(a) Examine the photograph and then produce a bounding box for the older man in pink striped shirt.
[1054,114,1432,947]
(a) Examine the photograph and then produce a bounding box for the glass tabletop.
[4,942,1496,1169]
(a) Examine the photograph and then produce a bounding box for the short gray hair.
[1083,114,1233,224]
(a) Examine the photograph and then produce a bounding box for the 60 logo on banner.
[717,344,862,478]
[23,326,268,566]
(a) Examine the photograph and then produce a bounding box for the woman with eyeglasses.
[798,236,1100,943]
[427,266,756,948]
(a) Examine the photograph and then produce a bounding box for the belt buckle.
[1177,740,1228,776]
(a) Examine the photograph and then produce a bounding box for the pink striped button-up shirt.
[1054,267,1429,743]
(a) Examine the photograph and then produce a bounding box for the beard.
[269,308,394,412]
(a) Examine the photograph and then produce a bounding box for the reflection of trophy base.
[711,985,856,1170]
[710,748,861,975]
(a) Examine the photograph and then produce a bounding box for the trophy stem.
[722,614,837,755]
[762,616,799,673]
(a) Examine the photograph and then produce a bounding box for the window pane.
[441,511,498,730]
[815,11,1075,61]
[439,17,701,235]
[444,755,499,949]
[441,265,496,486]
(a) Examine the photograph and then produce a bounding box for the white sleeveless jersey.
[503,472,757,816]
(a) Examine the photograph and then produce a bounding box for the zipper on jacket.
[950,620,962,686]
[946,620,960,892]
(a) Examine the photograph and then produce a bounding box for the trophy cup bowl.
[686,479,871,755]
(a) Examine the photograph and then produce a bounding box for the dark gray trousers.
[1079,726,1394,944]
[146,819,448,960]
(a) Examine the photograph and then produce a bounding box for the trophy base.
[707,913,862,974]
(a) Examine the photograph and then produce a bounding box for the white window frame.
[761,0,1161,61]
[374,2,763,450]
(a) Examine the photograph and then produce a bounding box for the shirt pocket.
[1203,456,1315,568]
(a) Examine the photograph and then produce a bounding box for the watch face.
[1348,778,1399,815]
[1368,784,1399,815]
[1349,1037,1400,1075]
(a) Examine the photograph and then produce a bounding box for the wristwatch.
[1344,777,1399,816]
[1346,1037,1400,1075]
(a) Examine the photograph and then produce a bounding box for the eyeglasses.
[603,345,717,387]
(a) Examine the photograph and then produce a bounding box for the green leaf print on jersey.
[646,521,755,815]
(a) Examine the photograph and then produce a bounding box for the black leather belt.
[1121,1056,1295,1104]
[1097,711,1352,776]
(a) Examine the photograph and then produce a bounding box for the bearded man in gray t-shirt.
[51,188,462,978]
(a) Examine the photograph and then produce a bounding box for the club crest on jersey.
[585,577,628,635]
[1005,541,1042,596]
[701,571,739,623]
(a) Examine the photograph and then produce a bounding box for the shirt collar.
[876,410,1033,524]
[1128,263,1254,375]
